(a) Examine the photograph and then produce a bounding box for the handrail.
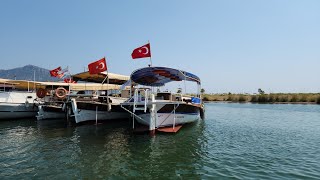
[144,89,149,112]
[133,88,150,113]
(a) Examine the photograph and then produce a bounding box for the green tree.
[258,88,265,95]
[200,88,205,94]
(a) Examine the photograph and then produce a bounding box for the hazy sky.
[0,0,319,93]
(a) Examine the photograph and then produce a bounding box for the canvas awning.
[5,80,37,90]
[72,71,129,84]
[0,78,14,84]
[5,80,129,91]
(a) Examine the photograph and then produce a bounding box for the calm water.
[1,103,320,179]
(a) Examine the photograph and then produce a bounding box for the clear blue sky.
[0,0,319,93]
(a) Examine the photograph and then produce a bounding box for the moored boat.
[66,71,131,124]
[121,66,205,134]
[69,95,130,124]
[37,104,65,120]
[0,79,38,120]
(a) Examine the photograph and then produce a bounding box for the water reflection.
[2,103,319,179]
[118,121,207,179]
[0,117,207,178]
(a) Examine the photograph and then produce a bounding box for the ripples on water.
[0,103,319,179]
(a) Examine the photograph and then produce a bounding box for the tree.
[258,88,265,95]
[200,88,205,94]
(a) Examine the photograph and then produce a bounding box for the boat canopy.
[131,67,201,86]
[72,71,129,84]
[36,82,129,91]
[0,78,20,85]
[4,80,129,91]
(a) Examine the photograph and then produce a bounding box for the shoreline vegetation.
[201,93,320,104]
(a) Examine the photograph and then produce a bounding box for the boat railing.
[175,94,202,105]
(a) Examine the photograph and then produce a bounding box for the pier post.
[149,93,156,136]
[95,105,98,125]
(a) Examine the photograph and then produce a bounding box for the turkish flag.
[88,57,107,74]
[64,78,76,83]
[50,67,61,77]
[131,43,151,59]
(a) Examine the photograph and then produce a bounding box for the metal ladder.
[133,89,149,113]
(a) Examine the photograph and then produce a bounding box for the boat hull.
[70,99,130,124]
[129,103,202,128]
[0,91,38,119]
[37,105,65,120]
[0,103,37,119]
[137,112,201,127]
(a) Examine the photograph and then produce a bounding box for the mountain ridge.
[0,65,60,82]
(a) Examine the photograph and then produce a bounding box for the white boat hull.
[137,112,200,127]
[0,91,38,119]
[0,103,37,119]
[70,98,130,124]
[122,101,202,128]
[73,109,129,124]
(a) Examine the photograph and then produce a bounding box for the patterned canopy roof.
[131,67,201,86]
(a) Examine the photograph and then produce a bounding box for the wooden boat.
[34,81,129,121]
[121,67,205,134]
[66,71,131,124]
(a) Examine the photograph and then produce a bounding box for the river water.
[0,103,320,179]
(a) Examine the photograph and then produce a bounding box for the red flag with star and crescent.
[64,78,77,83]
[88,57,107,74]
[131,43,151,59]
[49,66,62,77]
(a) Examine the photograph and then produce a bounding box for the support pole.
[149,93,156,136]
[173,104,176,129]
[33,70,36,91]
[95,105,98,125]
[132,113,135,129]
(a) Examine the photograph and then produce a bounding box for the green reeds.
[202,93,320,104]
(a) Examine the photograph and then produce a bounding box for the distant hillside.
[0,65,60,82]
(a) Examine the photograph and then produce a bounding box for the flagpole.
[68,66,72,81]
[33,70,36,91]
[100,57,109,108]
[106,68,109,108]
[106,56,109,108]
[148,40,152,67]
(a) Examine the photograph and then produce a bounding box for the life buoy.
[36,88,47,98]
[55,87,68,99]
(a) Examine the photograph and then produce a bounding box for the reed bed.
[202,93,320,104]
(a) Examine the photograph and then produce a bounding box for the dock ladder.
[133,89,149,113]
[121,89,150,129]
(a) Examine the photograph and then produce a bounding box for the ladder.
[133,89,149,113]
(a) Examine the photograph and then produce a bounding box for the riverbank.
[202,93,320,104]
